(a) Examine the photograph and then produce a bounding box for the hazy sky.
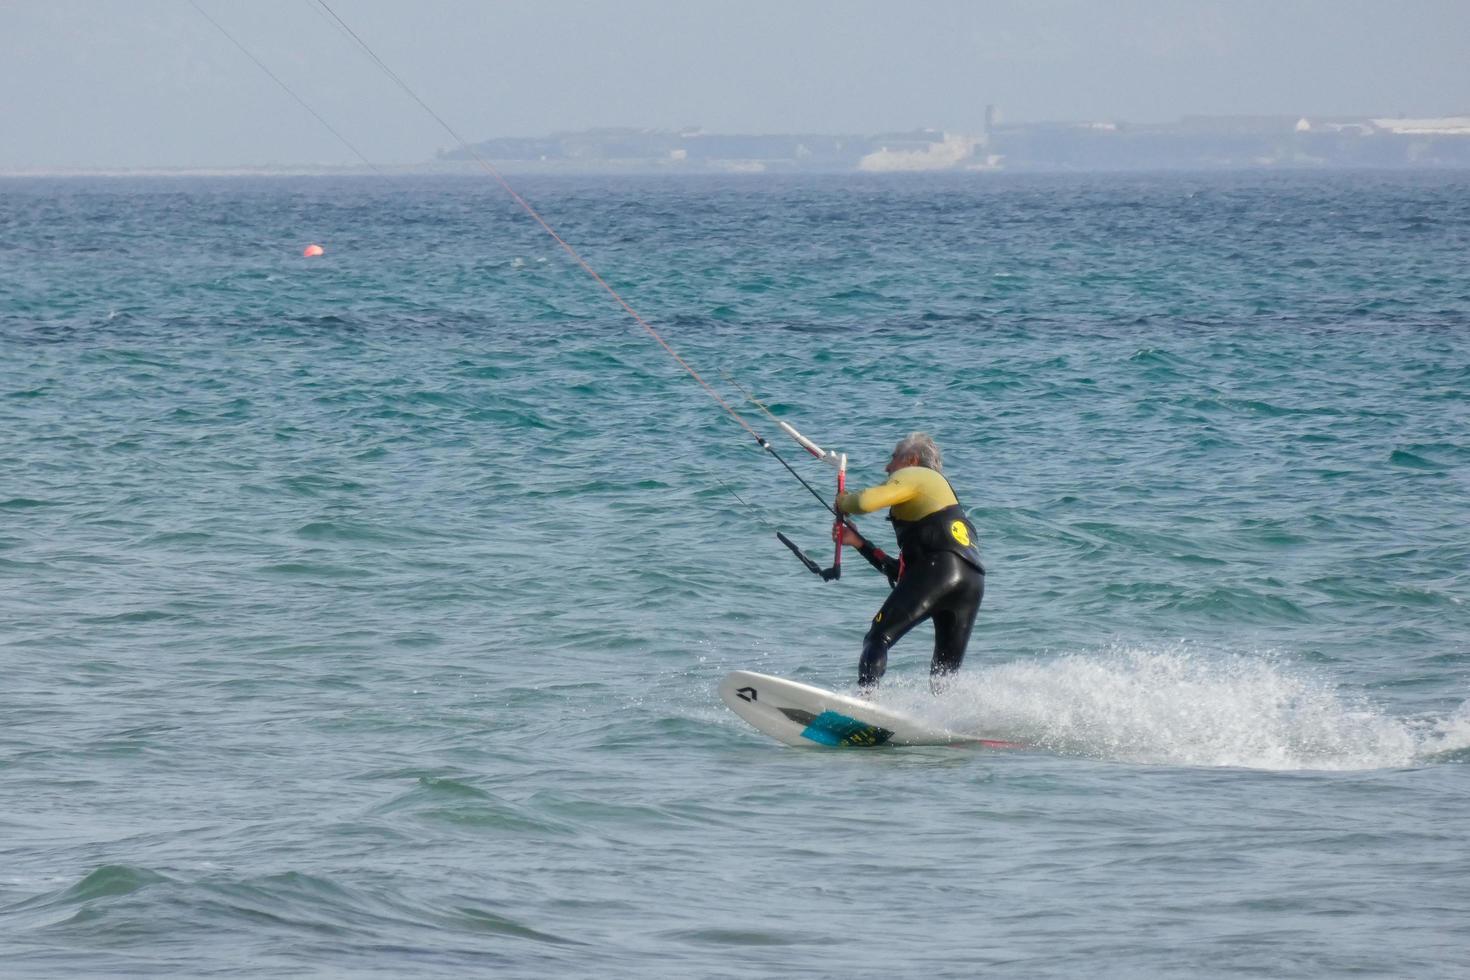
[2,0,1467,170]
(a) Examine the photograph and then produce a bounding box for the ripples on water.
[2,172,1469,977]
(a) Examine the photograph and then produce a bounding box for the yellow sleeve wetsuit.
[835,465,985,691]
[836,465,959,523]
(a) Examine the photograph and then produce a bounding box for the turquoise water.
[3,172,1469,977]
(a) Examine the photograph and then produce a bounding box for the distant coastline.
[8,114,1470,176]
[440,114,1470,174]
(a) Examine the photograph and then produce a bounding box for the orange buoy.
[303,244,325,257]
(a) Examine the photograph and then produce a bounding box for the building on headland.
[438,114,1470,173]
[857,130,982,172]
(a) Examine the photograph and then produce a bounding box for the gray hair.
[894,431,942,472]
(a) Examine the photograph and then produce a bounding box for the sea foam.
[883,646,1467,771]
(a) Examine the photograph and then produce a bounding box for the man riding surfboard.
[833,432,984,694]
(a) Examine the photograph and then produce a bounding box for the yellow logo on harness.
[951,521,971,547]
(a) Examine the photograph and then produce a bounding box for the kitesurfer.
[833,432,984,693]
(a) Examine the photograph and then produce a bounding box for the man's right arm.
[855,535,901,588]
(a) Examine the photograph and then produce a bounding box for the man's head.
[886,431,942,474]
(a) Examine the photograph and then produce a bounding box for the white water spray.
[882,645,1470,771]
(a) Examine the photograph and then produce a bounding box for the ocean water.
[2,171,1469,977]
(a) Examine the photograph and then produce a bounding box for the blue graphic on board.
[800,710,894,747]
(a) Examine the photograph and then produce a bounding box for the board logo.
[951,520,971,546]
[735,686,757,703]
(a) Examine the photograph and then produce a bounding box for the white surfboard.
[718,670,1024,749]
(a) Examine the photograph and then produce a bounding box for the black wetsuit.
[855,503,985,689]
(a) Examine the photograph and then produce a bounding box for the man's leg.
[930,569,983,693]
[858,556,947,690]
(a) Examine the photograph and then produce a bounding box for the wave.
[880,646,1470,771]
[4,861,586,956]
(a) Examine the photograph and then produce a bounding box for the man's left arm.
[836,477,918,516]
